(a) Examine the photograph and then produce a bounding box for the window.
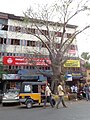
[41,30,49,35]
[70,45,76,50]
[67,33,72,38]
[9,66,11,70]
[45,67,50,70]
[15,53,18,56]
[1,52,4,56]
[1,24,8,31]
[11,39,14,45]
[28,41,36,47]
[7,39,11,45]
[11,39,20,45]
[56,43,60,49]
[7,53,9,56]
[27,40,30,46]
[24,85,31,93]
[31,66,35,69]
[26,66,29,69]
[30,28,35,34]
[27,28,31,34]
[13,53,15,56]
[27,28,35,34]
[0,38,7,44]
[0,38,3,44]
[3,38,6,44]
[55,32,62,37]
[23,40,27,46]
[20,40,23,46]
[21,27,27,33]
[32,85,38,93]
[15,26,21,32]
[9,26,15,32]
[15,66,18,69]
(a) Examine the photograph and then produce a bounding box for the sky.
[0,0,90,56]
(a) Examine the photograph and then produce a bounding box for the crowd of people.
[70,83,90,101]
[43,82,90,109]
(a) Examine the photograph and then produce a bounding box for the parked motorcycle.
[77,90,86,100]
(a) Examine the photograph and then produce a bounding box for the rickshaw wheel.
[26,102,32,109]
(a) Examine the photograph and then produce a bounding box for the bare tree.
[23,0,90,92]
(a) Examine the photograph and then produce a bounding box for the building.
[0,12,81,89]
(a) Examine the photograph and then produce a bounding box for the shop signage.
[3,56,51,66]
[20,75,47,81]
[66,72,83,79]
[2,74,20,80]
[64,60,80,67]
[68,50,76,54]
[20,75,39,80]
[66,74,72,81]
[72,72,83,78]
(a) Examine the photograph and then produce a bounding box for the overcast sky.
[0,0,90,56]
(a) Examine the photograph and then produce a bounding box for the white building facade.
[0,12,79,74]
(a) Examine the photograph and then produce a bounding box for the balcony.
[0,30,7,38]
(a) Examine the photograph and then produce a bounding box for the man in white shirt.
[71,85,78,100]
[56,82,67,109]
[44,83,54,108]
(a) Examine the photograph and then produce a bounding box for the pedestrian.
[71,85,78,93]
[44,83,54,108]
[71,84,78,101]
[83,84,90,101]
[56,82,67,109]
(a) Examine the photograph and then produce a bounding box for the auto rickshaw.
[19,81,52,108]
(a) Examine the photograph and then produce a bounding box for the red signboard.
[3,56,51,66]
[68,50,76,54]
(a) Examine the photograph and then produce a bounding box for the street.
[0,100,90,120]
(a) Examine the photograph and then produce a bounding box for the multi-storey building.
[0,12,82,87]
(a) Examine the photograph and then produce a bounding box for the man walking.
[83,84,90,101]
[44,83,54,108]
[56,82,67,109]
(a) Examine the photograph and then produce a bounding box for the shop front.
[65,72,83,88]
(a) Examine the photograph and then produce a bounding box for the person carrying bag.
[44,83,54,108]
[56,82,67,109]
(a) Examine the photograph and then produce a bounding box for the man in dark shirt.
[83,84,90,101]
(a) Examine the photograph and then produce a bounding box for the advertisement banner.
[64,60,80,67]
[3,56,51,66]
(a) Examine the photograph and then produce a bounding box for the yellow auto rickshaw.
[19,81,48,108]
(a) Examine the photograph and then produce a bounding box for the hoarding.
[3,56,51,66]
[64,60,80,67]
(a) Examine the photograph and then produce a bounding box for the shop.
[65,72,83,92]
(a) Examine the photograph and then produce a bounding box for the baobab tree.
[23,0,90,91]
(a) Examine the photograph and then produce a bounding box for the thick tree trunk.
[51,75,62,94]
[50,64,65,94]
[51,79,58,94]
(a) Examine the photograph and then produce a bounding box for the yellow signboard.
[64,60,80,67]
